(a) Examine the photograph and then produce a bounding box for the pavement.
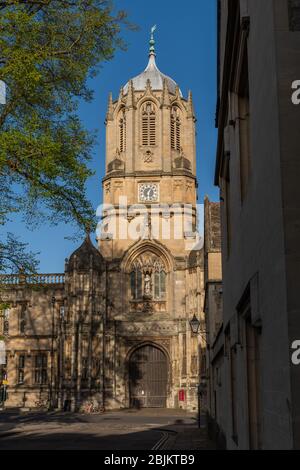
[0,408,215,450]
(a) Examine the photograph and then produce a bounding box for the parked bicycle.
[34,399,48,409]
[82,401,104,414]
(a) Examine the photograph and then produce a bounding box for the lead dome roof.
[123,54,182,97]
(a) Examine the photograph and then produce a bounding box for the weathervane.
[149,25,157,55]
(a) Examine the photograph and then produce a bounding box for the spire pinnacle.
[126,80,135,108]
[106,92,114,121]
[187,90,195,118]
[162,78,170,107]
[149,25,157,56]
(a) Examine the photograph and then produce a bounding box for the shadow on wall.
[207,413,226,450]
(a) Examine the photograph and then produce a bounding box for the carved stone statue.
[144,272,152,297]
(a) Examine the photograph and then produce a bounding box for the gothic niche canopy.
[129,252,167,314]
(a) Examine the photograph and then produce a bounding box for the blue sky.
[5,0,219,273]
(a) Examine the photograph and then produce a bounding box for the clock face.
[139,183,159,203]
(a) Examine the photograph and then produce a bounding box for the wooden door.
[129,345,168,408]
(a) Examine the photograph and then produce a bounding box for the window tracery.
[130,253,166,301]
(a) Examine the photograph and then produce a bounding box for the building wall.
[274,0,300,446]
[98,59,205,412]
[0,247,204,412]
[203,198,225,446]
[99,248,204,412]
[215,0,300,449]
[0,280,64,408]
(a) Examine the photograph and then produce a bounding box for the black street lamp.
[189,314,201,335]
[189,314,202,428]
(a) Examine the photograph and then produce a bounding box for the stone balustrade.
[0,273,65,286]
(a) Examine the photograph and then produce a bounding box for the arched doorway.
[129,344,168,408]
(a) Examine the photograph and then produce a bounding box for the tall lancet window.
[130,267,143,300]
[171,106,181,151]
[142,102,156,147]
[154,269,166,299]
[119,108,126,153]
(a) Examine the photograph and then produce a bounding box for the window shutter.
[171,107,181,151]
[176,118,181,150]
[142,103,156,146]
[171,115,175,150]
[142,114,149,146]
[119,109,126,152]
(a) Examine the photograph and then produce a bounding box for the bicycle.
[34,399,48,409]
[82,401,104,414]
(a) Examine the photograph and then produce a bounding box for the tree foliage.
[0,232,39,273]
[0,0,129,273]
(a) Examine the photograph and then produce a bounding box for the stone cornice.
[102,171,198,184]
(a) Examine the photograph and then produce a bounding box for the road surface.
[0,408,213,450]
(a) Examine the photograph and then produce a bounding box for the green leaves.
[0,232,39,274]
[0,0,127,228]
[0,0,130,275]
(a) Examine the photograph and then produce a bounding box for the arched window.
[129,254,167,301]
[19,306,27,334]
[154,270,166,300]
[142,102,156,147]
[119,108,126,153]
[171,106,181,151]
[130,268,143,300]
[2,308,10,335]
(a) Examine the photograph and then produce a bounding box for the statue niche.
[144,271,152,299]
[129,252,167,313]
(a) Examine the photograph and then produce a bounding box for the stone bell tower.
[100,26,199,259]
[97,28,204,411]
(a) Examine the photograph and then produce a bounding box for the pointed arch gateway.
[128,343,169,408]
